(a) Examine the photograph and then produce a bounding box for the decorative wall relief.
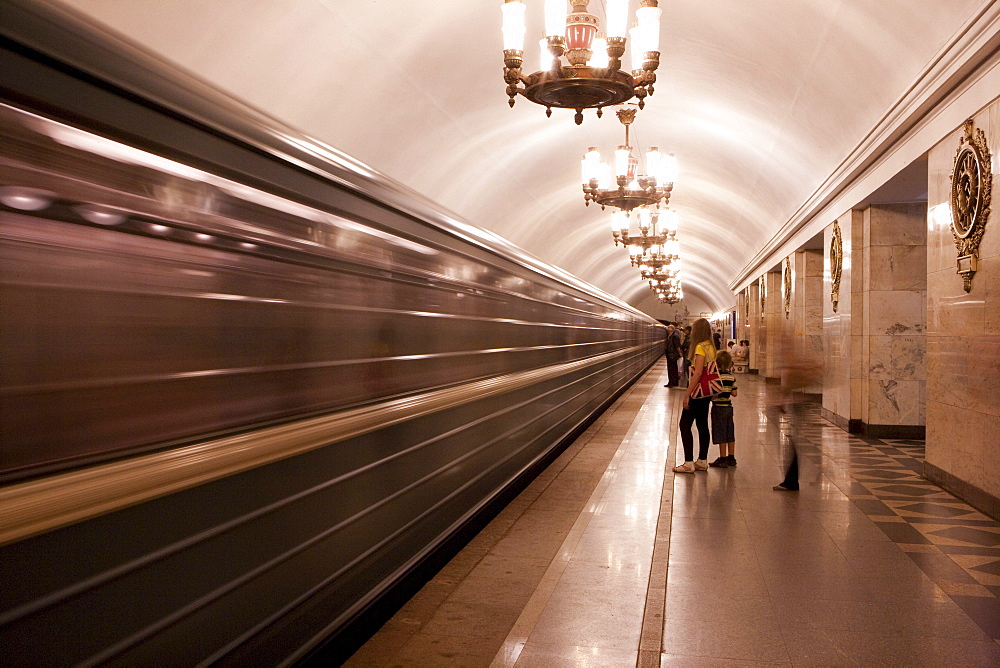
[783,256,791,319]
[830,220,843,312]
[744,285,750,324]
[950,118,992,292]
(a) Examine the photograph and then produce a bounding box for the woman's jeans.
[679,396,711,462]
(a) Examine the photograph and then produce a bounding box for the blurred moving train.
[0,2,664,664]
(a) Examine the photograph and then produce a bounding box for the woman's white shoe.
[673,462,696,473]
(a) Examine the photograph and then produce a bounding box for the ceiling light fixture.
[502,0,661,125]
[582,108,675,211]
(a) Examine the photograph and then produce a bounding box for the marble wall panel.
[892,244,929,291]
[981,254,1000,335]
[867,378,923,425]
[867,290,925,335]
[850,211,865,338]
[926,267,985,337]
[850,378,863,418]
[867,335,925,380]
[861,203,926,428]
[868,203,928,247]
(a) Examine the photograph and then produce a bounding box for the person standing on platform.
[708,350,738,468]
[773,338,822,491]
[673,318,717,474]
[663,324,682,388]
[680,325,692,377]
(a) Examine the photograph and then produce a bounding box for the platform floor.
[347,360,1000,666]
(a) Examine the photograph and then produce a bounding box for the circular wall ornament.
[783,256,792,319]
[950,118,992,292]
[830,220,843,312]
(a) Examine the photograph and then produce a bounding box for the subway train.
[0,2,664,665]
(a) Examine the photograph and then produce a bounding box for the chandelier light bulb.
[539,37,553,72]
[598,162,613,190]
[605,0,629,39]
[662,208,679,232]
[501,0,527,50]
[658,153,677,184]
[612,210,630,232]
[637,208,652,232]
[645,148,661,183]
[590,35,609,67]
[635,4,662,53]
[629,25,645,72]
[582,148,600,183]
[544,0,567,38]
[614,146,631,179]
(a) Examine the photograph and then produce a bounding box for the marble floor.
[346,359,1000,667]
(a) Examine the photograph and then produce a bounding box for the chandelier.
[501,0,662,125]
[611,207,678,249]
[655,277,683,304]
[618,208,680,303]
[582,108,676,211]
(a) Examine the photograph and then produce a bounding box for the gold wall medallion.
[830,220,843,312]
[783,256,792,319]
[950,118,993,292]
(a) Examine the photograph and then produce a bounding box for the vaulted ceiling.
[56,0,990,315]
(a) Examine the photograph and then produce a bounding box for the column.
[860,203,927,435]
[763,270,783,380]
[793,249,824,395]
[924,103,1000,518]
[822,210,863,429]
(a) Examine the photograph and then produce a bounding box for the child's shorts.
[711,403,735,444]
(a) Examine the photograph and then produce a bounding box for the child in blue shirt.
[708,351,739,468]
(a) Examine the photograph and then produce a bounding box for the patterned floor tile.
[895,502,978,518]
[771,394,1000,642]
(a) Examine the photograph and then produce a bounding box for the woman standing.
[673,318,717,473]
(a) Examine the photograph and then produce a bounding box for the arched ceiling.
[54,0,988,313]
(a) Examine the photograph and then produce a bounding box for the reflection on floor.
[347,360,1000,666]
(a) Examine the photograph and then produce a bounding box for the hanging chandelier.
[657,279,683,304]
[501,0,661,125]
[649,269,682,304]
[611,207,678,248]
[582,108,676,211]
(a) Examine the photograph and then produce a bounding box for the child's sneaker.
[708,456,729,468]
[726,455,737,467]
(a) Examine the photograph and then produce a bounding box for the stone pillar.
[748,280,761,373]
[763,270,783,380]
[924,102,1000,519]
[793,249,824,394]
[823,210,863,429]
[860,203,927,434]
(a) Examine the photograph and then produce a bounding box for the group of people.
[664,319,815,491]
[663,318,739,472]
